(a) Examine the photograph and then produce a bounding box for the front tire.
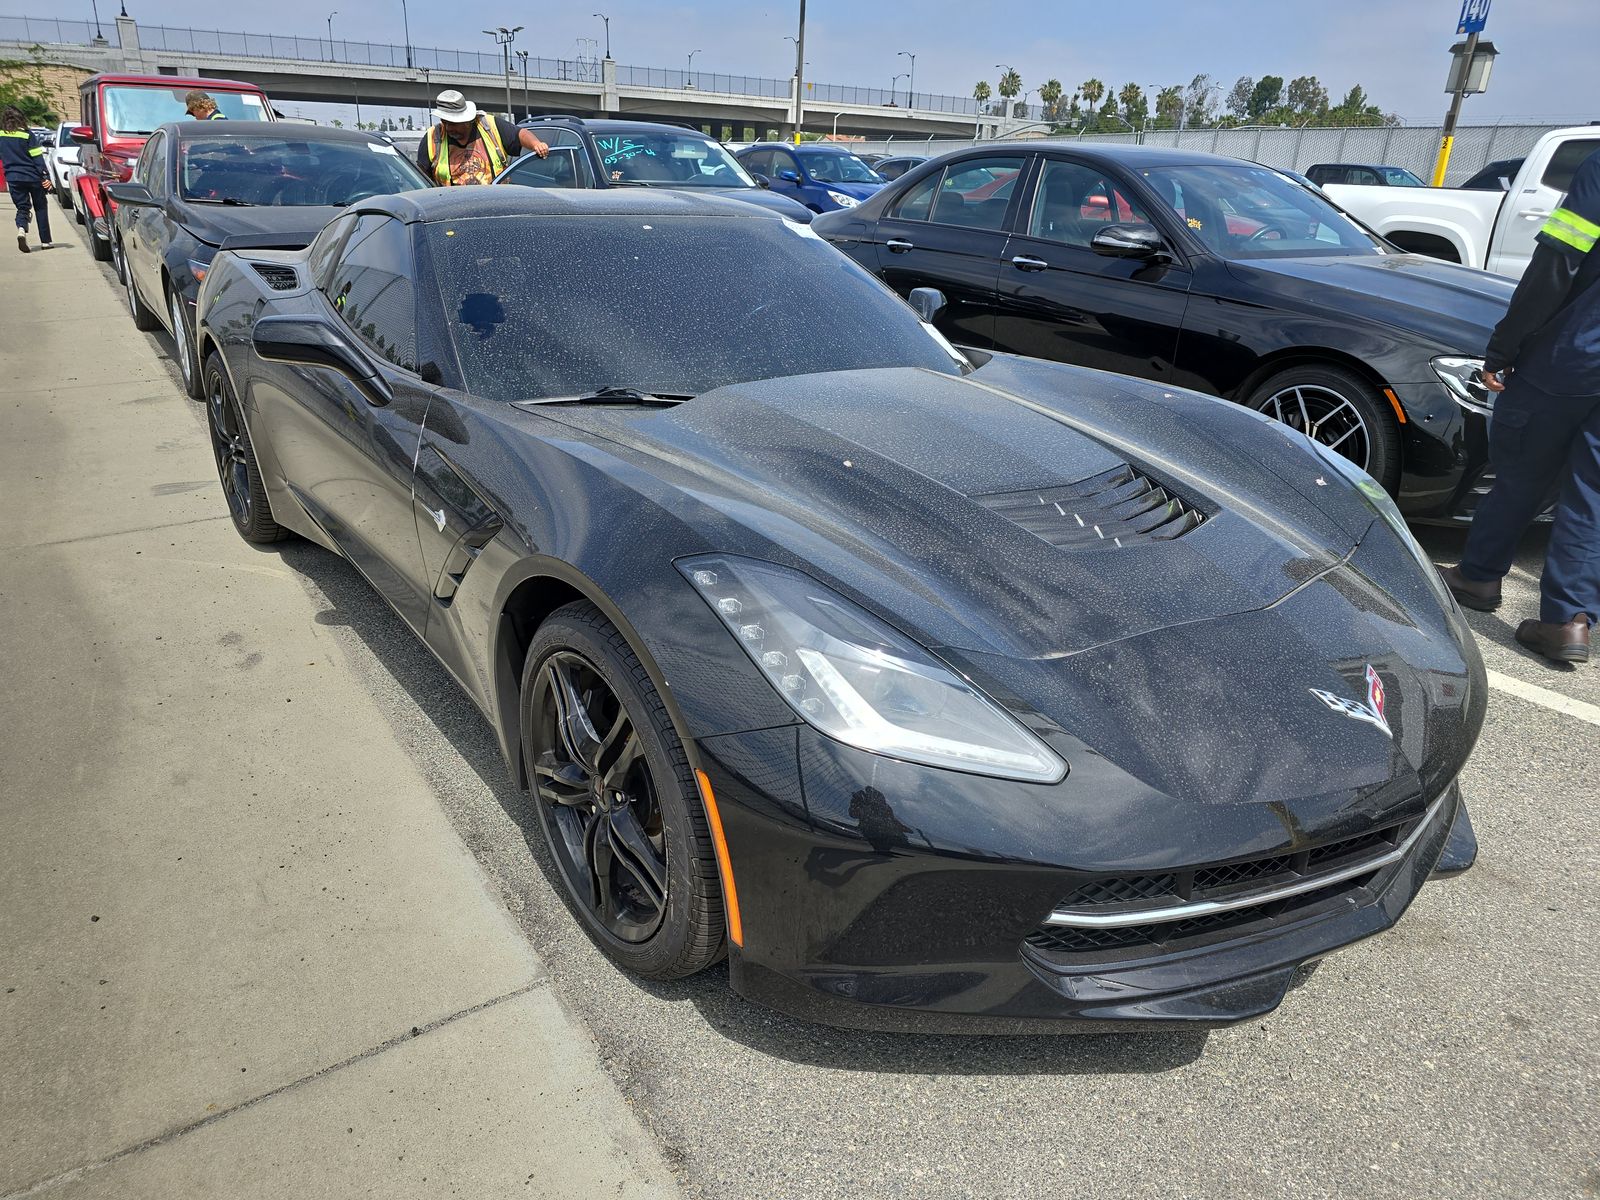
[521,603,725,980]
[1245,364,1401,493]
[90,214,111,262]
[204,353,287,544]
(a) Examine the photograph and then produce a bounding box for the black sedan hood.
[530,362,1376,661]
[690,186,814,222]
[1225,253,1516,353]
[180,202,341,248]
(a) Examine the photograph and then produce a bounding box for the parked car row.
[81,94,1498,1033]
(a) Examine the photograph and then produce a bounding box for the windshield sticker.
[242,95,263,108]
[595,136,656,166]
[367,142,400,155]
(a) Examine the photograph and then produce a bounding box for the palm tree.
[998,68,1022,112]
[1079,78,1104,129]
[1118,81,1145,126]
[1038,78,1063,122]
[972,79,992,114]
[1155,85,1182,128]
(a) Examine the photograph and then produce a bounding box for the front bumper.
[697,726,1474,1034]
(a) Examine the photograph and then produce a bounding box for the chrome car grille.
[974,463,1202,548]
[1025,793,1446,957]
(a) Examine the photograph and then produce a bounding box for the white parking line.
[1486,669,1600,727]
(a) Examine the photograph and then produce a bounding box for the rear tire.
[520,602,725,980]
[168,287,203,398]
[1245,364,1401,494]
[90,219,111,261]
[204,352,287,544]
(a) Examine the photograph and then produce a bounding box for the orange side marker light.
[695,769,743,947]
[1382,387,1408,425]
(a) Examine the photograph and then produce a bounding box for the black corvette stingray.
[195,188,1483,1032]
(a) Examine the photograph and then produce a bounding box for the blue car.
[735,143,885,213]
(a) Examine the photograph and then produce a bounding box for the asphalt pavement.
[3,197,1597,1200]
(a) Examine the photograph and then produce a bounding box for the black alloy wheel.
[204,353,287,544]
[521,603,725,980]
[1247,364,1400,492]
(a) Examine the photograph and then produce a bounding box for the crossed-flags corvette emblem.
[1310,664,1392,738]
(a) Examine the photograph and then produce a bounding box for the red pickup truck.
[69,73,275,263]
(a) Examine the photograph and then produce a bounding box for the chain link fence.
[849,122,1573,187]
[0,15,115,45]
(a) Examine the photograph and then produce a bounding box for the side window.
[502,129,594,188]
[307,213,358,290]
[926,156,1023,231]
[323,215,417,372]
[1543,139,1600,194]
[893,170,940,221]
[1029,160,1126,247]
[1352,168,1380,186]
[740,149,768,177]
[771,150,799,179]
[137,132,163,191]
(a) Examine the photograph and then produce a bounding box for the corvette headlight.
[1432,356,1492,414]
[680,555,1065,783]
[825,189,859,209]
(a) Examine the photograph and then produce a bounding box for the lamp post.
[897,50,915,110]
[687,48,701,87]
[399,0,412,68]
[420,65,431,127]
[592,12,610,59]
[88,0,106,44]
[326,10,337,63]
[484,25,523,118]
[516,49,529,118]
[890,72,907,107]
[791,0,807,143]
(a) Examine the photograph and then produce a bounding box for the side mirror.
[252,314,392,407]
[68,125,94,144]
[908,287,947,323]
[1091,223,1167,258]
[104,181,154,206]
[752,172,771,189]
[776,168,801,183]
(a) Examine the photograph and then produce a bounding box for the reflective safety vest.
[425,117,508,186]
[206,111,227,119]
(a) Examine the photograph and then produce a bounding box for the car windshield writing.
[799,152,881,184]
[103,87,264,135]
[593,132,756,187]
[426,215,959,402]
[179,136,427,206]
[1141,164,1381,259]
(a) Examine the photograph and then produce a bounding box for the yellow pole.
[1432,30,1478,187]
[1431,134,1454,186]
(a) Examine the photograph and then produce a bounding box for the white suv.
[45,123,82,212]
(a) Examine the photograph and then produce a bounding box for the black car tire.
[90,217,111,262]
[168,287,203,399]
[521,602,725,980]
[204,353,288,544]
[56,184,71,210]
[119,241,161,332]
[1245,364,1400,492]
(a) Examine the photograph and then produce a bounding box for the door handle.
[1520,209,1551,221]
[886,238,914,253]
[1011,255,1049,272]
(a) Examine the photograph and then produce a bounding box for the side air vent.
[252,263,300,291]
[975,464,1203,548]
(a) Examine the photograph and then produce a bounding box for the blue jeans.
[8,182,50,242]
[1459,374,1600,625]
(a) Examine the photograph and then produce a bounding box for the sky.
[74,0,1597,124]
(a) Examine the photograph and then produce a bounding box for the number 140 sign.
[1457,0,1491,35]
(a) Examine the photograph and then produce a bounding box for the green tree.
[0,48,61,124]
[1226,75,1253,120]
[1079,77,1105,128]
[1286,75,1328,117]
[1247,75,1283,120]
[997,67,1022,112]
[1154,85,1183,128]
[1118,81,1147,127]
[972,79,991,114]
[1038,78,1063,121]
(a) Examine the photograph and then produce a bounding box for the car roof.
[83,73,266,91]
[161,120,385,144]
[357,186,788,225]
[937,141,1264,170]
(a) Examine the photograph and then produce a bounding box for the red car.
[69,73,275,263]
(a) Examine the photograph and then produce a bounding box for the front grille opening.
[975,463,1203,548]
[252,263,300,291]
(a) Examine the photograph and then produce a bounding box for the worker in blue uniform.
[1443,149,1600,665]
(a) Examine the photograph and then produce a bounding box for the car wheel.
[169,287,203,398]
[119,242,161,331]
[204,353,287,544]
[90,217,112,262]
[1246,364,1400,492]
[55,184,71,210]
[521,602,725,980]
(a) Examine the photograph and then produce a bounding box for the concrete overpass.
[3,14,1008,140]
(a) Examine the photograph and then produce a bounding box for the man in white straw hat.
[418,89,548,187]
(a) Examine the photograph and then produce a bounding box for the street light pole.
[516,49,529,119]
[484,26,522,119]
[897,50,915,111]
[399,0,412,69]
[420,65,431,127]
[592,12,610,59]
[792,0,806,143]
[326,11,337,63]
[891,73,907,108]
[687,49,701,87]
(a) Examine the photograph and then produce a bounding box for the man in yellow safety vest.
[419,89,548,186]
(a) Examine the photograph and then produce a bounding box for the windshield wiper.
[188,196,257,206]
[527,386,694,407]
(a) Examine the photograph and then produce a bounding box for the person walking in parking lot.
[1443,149,1600,665]
[184,91,226,120]
[419,90,547,186]
[1,106,52,252]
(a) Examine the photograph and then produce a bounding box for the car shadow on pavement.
[278,540,1210,1076]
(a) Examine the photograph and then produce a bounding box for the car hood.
[1224,253,1515,352]
[809,179,882,200]
[180,202,341,249]
[687,186,813,221]
[530,360,1393,662]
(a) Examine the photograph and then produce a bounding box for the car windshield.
[179,135,428,206]
[102,86,267,136]
[1381,167,1426,186]
[798,151,882,184]
[1139,163,1382,259]
[425,214,961,402]
[592,131,756,188]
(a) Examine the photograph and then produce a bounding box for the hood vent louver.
[975,464,1203,548]
[251,263,300,291]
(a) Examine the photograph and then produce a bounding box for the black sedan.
[106,122,428,397]
[812,143,1519,522]
[194,187,1482,1032]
